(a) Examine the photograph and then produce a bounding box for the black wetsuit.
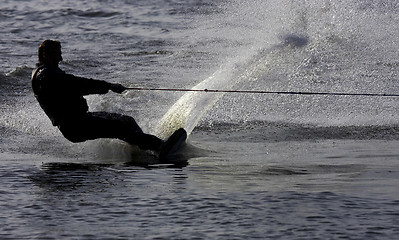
[31,64,162,150]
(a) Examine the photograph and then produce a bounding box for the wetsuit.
[31,64,163,150]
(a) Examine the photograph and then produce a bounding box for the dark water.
[1,0,399,239]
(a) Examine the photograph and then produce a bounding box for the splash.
[154,65,233,139]
[152,0,307,138]
[154,0,399,136]
[153,39,285,139]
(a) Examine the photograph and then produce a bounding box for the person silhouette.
[31,40,164,151]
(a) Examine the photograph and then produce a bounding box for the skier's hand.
[110,83,126,94]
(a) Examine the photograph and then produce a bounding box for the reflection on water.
[30,161,190,192]
[0,137,398,239]
[22,156,399,240]
[30,162,118,192]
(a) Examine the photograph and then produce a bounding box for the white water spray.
[154,65,233,139]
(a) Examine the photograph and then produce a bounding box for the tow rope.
[125,87,399,97]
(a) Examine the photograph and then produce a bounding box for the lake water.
[1,0,399,239]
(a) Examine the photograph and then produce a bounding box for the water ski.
[159,128,187,162]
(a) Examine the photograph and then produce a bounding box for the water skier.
[31,40,165,151]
